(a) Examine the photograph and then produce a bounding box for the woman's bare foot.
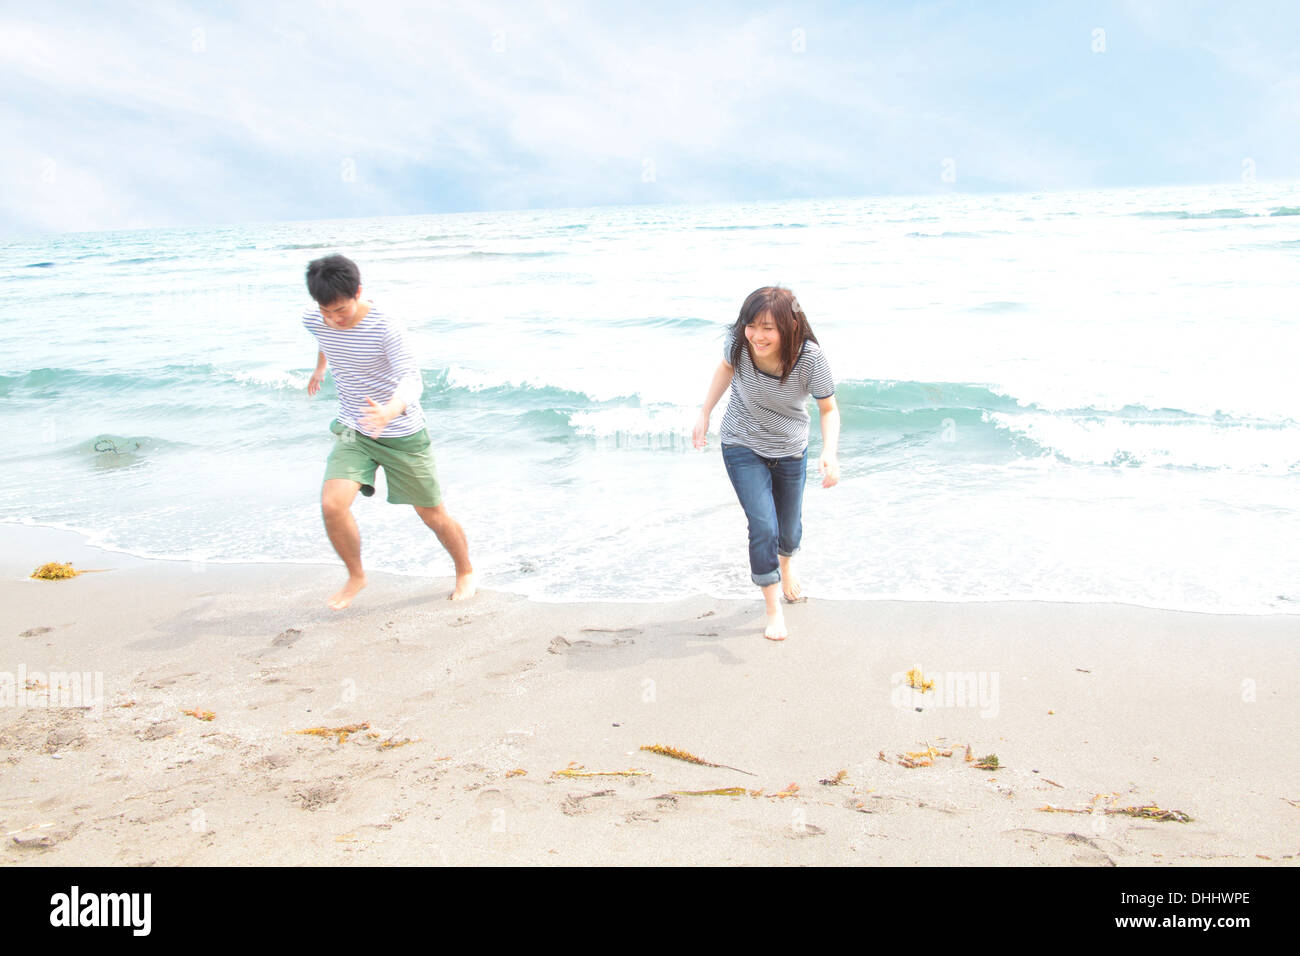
[764,607,788,641]
[779,555,805,603]
[761,581,787,640]
[449,570,476,601]
[328,573,367,610]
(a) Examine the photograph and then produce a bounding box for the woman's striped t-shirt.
[719,327,835,458]
[302,303,426,438]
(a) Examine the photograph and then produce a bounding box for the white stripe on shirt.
[719,327,835,457]
[302,303,426,438]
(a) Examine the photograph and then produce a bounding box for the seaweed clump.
[31,562,81,580]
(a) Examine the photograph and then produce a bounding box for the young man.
[303,254,475,608]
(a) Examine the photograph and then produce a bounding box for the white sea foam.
[3,181,1298,613]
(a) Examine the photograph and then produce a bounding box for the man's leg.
[413,504,476,600]
[321,478,366,609]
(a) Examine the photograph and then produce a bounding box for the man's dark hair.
[306,255,362,306]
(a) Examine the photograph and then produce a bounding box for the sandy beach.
[1,522,1297,867]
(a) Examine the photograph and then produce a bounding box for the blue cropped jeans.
[721,443,807,587]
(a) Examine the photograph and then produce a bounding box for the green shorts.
[323,419,442,508]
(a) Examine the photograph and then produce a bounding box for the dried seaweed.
[905,667,935,692]
[896,742,954,769]
[639,743,754,776]
[973,753,1000,771]
[506,768,527,778]
[29,561,112,580]
[769,782,800,799]
[906,744,952,759]
[819,770,848,786]
[1037,803,1192,823]
[1112,805,1191,822]
[378,736,417,750]
[553,762,650,778]
[294,722,370,744]
[668,787,747,797]
[180,708,215,721]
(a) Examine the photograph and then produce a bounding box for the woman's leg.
[722,444,788,640]
[770,449,808,602]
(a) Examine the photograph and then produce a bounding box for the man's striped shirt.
[719,326,835,458]
[302,303,426,438]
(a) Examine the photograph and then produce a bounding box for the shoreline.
[2,521,1298,865]
[4,519,1293,618]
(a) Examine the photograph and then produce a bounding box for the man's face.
[319,289,363,329]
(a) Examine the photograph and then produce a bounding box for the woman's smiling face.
[745,311,780,361]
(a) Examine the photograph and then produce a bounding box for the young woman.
[693,286,840,641]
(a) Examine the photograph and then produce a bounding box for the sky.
[1,0,1297,236]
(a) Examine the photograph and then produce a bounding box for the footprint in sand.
[294,782,342,812]
[272,628,303,647]
[548,629,640,655]
[137,721,178,741]
[580,627,641,638]
[44,727,86,753]
[9,826,76,851]
[560,790,616,816]
[1001,827,1120,866]
[474,789,514,810]
[787,824,827,839]
[147,671,197,689]
[253,751,294,771]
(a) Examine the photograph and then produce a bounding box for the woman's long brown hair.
[728,286,818,384]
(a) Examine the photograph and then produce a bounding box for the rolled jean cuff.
[778,546,800,558]
[751,568,781,587]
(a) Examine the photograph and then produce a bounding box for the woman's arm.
[816,395,840,487]
[692,359,735,449]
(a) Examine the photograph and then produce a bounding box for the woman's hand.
[692,411,711,449]
[816,395,840,487]
[695,362,734,449]
[308,370,325,396]
[819,452,840,488]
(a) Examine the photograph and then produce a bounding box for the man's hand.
[819,452,840,488]
[358,397,397,437]
[308,370,326,396]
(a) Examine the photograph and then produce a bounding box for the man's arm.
[359,322,423,433]
[308,350,327,396]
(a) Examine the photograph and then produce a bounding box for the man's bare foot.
[448,570,476,601]
[764,607,788,641]
[328,574,367,610]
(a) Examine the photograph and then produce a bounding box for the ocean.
[1,181,1297,613]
